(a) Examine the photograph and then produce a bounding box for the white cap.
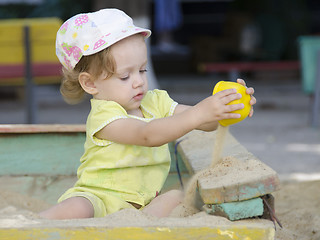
[55,8,151,70]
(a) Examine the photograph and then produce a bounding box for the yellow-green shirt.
[59,89,178,215]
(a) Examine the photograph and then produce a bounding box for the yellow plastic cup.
[212,81,251,126]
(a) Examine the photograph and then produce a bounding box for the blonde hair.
[60,47,116,104]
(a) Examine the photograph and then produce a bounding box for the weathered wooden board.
[0,124,86,176]
[0,226,275,240]
[0,124,85,133]
[176,130,248,174]
[198,157,280,204]
[175,130,280,204]
[0,133,85,176]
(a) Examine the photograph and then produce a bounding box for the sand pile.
[0,191,269,230]
[0,179,319,240]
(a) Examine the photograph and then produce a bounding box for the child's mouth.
[133,93,144,100]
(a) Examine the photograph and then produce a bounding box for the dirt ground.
[0,179,319,240]
[272,180,320,240]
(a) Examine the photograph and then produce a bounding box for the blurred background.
[0,0,320,177]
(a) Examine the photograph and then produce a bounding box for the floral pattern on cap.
[56,9,151,70]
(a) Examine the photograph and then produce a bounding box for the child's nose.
[132,74,144,88]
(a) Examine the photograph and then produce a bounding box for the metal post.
[311,51,320,127]
[24,25,37,124]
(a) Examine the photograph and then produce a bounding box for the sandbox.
[1,124,319,239]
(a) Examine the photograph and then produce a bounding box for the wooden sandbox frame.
[0,124,275,239]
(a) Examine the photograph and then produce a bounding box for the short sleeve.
[87,99,128,146]
[142,89,178,118]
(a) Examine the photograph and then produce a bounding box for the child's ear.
[79,72,98,95]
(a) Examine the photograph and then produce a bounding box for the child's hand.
[236,78,256,117]
[197,88,244,124]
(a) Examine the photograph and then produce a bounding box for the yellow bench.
[0,18,63,123]
[0,17,62,86]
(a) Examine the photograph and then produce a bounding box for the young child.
[40,8,256,219]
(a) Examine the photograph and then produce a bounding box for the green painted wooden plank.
[0,133,85,176]
[204,197,264,221]
[0,133,187,177]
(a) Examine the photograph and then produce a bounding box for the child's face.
[93,34,148,114]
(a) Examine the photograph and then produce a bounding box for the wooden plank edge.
[199,173,281,204]
[0,124,86,133]
[174,130,249,175]
[0,226,275,240]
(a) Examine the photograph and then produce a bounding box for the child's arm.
[172,104,219,132]
[95,88,243,147]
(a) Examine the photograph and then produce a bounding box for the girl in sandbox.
[40,8,256,219]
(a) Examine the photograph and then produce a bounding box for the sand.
[211,125,229,167]
[181,125,230,209]
[0,179,319,240]
[272,180,320,240]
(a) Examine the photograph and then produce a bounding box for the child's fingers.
[246,87,254,95]
[236,79,256,104]
[248,108,254,117]
[224,112,241,119]
[230,79,256,118]
[213,88,241,103]
[249,94,256,104]
[237,79,255,98]
[244,87,256,111]
[213,88,237,97]
[237,78,246,86]
[222,93,242,105]
[226,103,244,112]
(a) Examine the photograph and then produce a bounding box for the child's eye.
[140,69,148,73]
[120,76,129,81]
